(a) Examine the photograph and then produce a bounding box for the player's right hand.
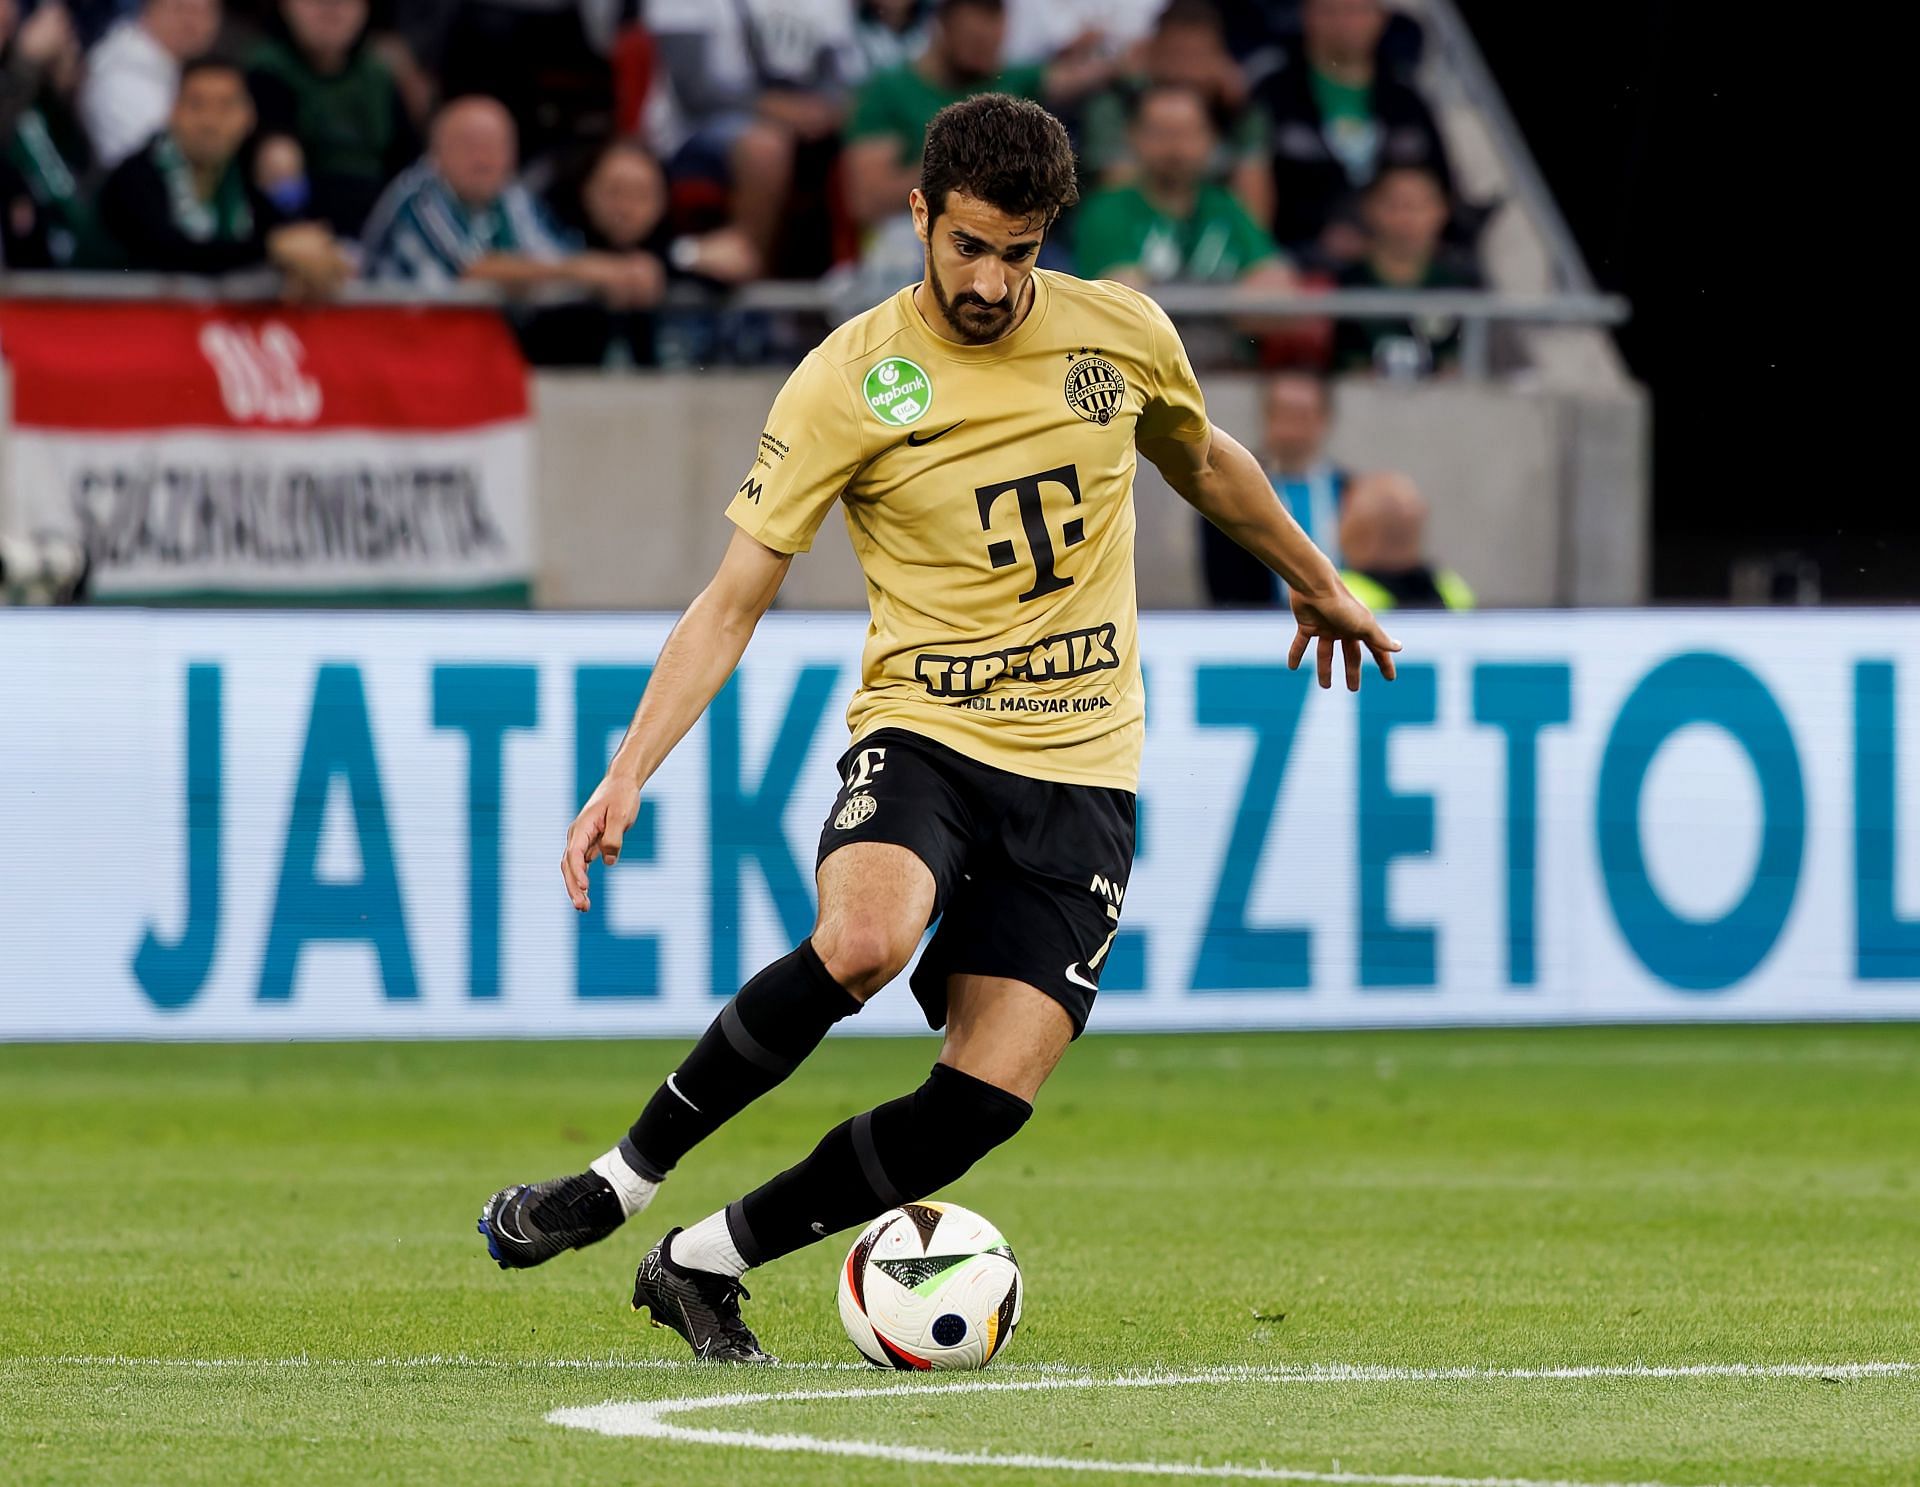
[1287,579,1401,691]
[561,774,642,913]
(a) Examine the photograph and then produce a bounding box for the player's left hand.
[1287,580,1401,690]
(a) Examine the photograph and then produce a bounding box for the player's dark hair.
[919,93,1079,228]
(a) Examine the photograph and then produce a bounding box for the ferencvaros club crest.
[1064,350,1126,426]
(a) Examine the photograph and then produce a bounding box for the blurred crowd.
[1,0,1486,374]
[1202,369,1470,611]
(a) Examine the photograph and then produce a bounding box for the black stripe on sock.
[724,1198,765,1268]
[850,1109,905,1209]
[618,1134,666,1185]
[719,998,792,1076]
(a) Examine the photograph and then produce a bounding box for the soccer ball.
[837,1201,1022,1370]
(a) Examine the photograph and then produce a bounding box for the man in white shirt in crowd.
[1000,0,1160,67]
[79,0,220,170]
[643,0,856,272]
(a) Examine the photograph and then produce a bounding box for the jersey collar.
[899,268,1053,362]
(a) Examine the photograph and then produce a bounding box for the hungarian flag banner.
[0,301,534,603]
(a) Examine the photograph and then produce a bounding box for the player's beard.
[927,252,1024,345]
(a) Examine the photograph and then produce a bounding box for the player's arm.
[1141,423,1401,690]
[560,528,791,911]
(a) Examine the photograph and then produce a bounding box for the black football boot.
[478,1172,624,1270]
[631,1228,776,1363]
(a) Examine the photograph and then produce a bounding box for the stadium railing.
[0,272,1627,380]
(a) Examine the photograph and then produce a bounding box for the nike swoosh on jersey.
[905,420,966,446]
[1064,963,1099,991]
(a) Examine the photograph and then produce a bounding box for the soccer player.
[479,93,1399,1362]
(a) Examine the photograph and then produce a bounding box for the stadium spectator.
[852,0,930,79]
[1,0,112,267]
[1337,469,1473,610]
[2,0,78,135]
[98,55,352,292]
[1254,0,1453,264]
[1333,163,1480,377]
[522,137,764,366]
[436,0,614,166]
[78,0,220,169]
[1201,369,1350,605]
[1001,0,1158,68]
[642,0,854,277]
[1077,0,1269,224]
[843,0,1112,235]
[360,95,659,307]
[246,0,419,238]
[1223,0,1428,94]
[1074,83,1290,290]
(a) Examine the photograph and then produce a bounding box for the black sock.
[620,940,860,1181]
[725,1063,1033,1267]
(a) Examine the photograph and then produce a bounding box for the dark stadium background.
[1458,2,1856,600]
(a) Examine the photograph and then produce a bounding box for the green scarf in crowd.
[152,133,255,244]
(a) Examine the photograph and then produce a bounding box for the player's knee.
[813,921,916,1000]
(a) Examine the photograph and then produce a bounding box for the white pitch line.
[7,1353,895,1374]
[10,1356,1915,1383]
[546,1363,1919,1487]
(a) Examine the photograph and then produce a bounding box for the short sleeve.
[726,353,865,554]
[1134,292,1211,446]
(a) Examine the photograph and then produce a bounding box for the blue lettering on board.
[1854,660,1920,979]
[573,665,660,998]
[1596,652,1804,991]
[259,664,418,1001]
[707,666,840,999]
[433,665,538,999]
[133,663,222,1010]
[1358,664,1438,988]
[1473,663,1573,986]
[1189,665,1313,991]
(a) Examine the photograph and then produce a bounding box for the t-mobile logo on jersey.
[975,464,1086,603]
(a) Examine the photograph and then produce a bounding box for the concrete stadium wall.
[0,358,1645,609]
[530,371,1648,611]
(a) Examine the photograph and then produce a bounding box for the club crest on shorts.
[1064,351,1126,426]
[834,793,879,830]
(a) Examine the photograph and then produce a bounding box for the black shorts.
[815,728,1136,1037]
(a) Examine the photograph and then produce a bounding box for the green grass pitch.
[3,1025,1916,1486]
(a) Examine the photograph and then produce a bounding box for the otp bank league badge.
[864,357,933,426]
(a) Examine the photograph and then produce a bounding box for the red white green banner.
[0,302,533,602]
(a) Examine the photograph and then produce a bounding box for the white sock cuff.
[670,1209,749,1278]
[590,1146,660,1220]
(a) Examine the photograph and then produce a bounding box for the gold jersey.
[726,268,1211,791]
